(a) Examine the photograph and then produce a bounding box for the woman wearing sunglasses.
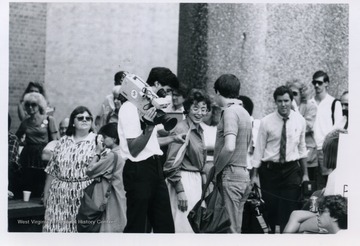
[286,80,318,182]
[43,106,96,232]
[17,81,55,121]
[16,92,59,198]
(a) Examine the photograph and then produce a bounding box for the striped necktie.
[279,117,289,163]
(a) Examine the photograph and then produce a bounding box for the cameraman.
[117,67,182,233]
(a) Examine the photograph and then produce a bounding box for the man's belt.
[262,160,299,169]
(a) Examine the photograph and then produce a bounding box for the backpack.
[331,99,341,125]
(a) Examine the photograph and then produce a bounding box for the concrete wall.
[9,3,47,132]
[8,3,349,128]
[178,3,348,119]
[8,3,179,131]
[45,3,179,126]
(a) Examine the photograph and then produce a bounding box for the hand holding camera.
[143,107,157,123]
[119,72,178,131]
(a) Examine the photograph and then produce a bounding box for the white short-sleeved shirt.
[117,101,163,162]
[313,94,343,150]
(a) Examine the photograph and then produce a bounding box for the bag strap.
[102,151,118,206]
[198,165,227,202]
[331,99,340,125]
[47,115,52,142]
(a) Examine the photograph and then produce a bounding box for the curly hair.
[23,92,47,115]
[183,89,212,115]
[318,195,347,229]
[286,79,310,104]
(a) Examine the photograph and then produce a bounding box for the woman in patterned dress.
[42,106,96,232]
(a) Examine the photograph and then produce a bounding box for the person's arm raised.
[127,107,156,157]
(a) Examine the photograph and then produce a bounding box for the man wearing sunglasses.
[311,71,343,190]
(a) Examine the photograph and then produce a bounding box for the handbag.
[241,184,270,233]
[76,151,118,232]
[187,167,231,233]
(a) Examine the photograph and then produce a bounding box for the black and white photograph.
[2,0,360,245]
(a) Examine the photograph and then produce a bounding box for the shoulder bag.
[241,183,270,233]
[76,151,118,232]
[187,166,231,233]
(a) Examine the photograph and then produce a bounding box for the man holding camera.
[117,67,180,233]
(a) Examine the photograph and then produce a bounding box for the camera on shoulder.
[119,72,177,131]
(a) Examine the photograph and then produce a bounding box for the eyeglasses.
[312,80,324,86]
[342,103,348,107]
[192,107,208,114]
[24,102,38,108]
[75,116,92,121]
[292,91,299,96]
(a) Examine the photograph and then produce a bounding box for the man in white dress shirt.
[251,85,309,233]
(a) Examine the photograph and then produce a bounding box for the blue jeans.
[221,166,251,233]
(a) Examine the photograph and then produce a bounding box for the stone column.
[178,3,348,119]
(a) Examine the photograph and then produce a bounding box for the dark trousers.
[122,156,175,233]
[258,161,302,233]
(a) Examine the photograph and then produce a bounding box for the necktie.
[279,117,289,163]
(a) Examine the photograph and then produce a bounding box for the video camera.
[119,72,178,131]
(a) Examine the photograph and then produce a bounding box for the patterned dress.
[43,132,96,232]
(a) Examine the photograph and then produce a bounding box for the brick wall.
[9,3,47,132]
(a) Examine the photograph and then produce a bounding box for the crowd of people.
[8,67,348,233]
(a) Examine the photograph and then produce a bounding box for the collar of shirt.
[185,117,203,134]
[275,110,292,121]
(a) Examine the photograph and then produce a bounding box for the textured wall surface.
[45,3,179,125]
[178,3,349,119]
[8,3,47,132]
[9,3,349,128]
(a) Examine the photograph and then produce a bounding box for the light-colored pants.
[221,166,251,233]
[167,171,202,233]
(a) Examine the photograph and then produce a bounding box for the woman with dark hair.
[43,106,96,232]
[16,92,58,198]
[85,123,127,232]
[163,89,211,232]
[17,82,54,121]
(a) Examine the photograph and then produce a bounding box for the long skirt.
[167,171,202,233]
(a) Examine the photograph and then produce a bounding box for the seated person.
[283,195,347,234]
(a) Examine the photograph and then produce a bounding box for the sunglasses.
[292,91,299,96]
[342,103,348,107]
[312,80,324,86]
[75,116,92,121]
[24,102,38,108]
